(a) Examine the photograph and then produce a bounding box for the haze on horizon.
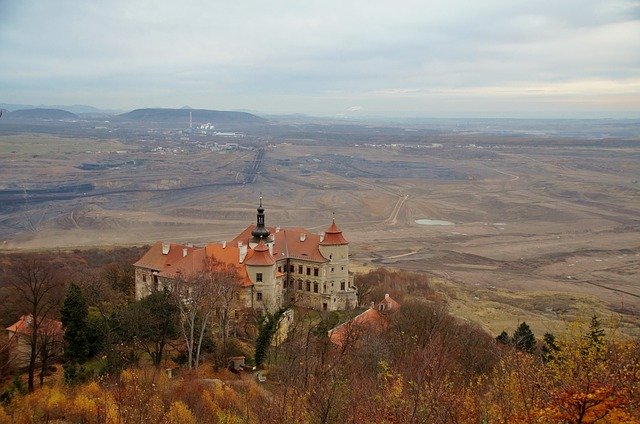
[1,0,639,119]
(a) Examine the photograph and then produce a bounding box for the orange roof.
[320,220,348,246]
[328,308,389,347]
[328,295,400,347]
[133,241,196,271]
[230,224,329,263]
[6,315,63,337]
[273,227,328,263]
[378,294,400,313]
[244,241,275,266]
[157,243,253,287]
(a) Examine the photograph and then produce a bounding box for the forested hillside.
[0,252,638,423]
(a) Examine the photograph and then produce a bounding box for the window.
[323,284,326,293]
[341,266,344,270]
[340,282,345,290]
[290,265,294,273]
[313,268,319,277]
[278,266,282,273]
[298,265,303,274]
[331,267,334,272]
[257,292,263,301]
[306,281,311,291]
[256,273,263,282]
[142,274,147,283]
[329,254,332,259]
[313,283,318,293]
[306,267,311,276]
[298,280,302,290]
[323,303,328,311]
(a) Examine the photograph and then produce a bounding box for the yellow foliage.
[45,386,66,411]
[73,394,98,419]
[216,410,243,424]
[0,406,11,424]
[202,389,222,416]
[165,400,196,424]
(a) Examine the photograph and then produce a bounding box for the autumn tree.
[124,289,179,366]
[210,262,242,368]
[175,258,241,369]
[10,256,63,391]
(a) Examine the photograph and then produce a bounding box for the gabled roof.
[272,227,328,263]
[328,294,400,347]
[133,241,196,271]
[157,243,253,287]
[6,315,63,337]
[231,225,330,263]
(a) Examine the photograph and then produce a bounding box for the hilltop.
[5,108,80,120]
[117,108,266,125]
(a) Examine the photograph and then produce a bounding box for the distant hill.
[0,103,122,114]
[118,108,266,124]
[7,108,80,120]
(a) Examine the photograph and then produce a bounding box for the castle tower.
[244,240,278,312]
[250,196,271,248]
[319,218,355,308]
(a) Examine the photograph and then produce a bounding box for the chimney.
[319,232,325,242]
[300,233,306,242]
[162,243,170,255]
[186,242,193,247]
[385,293,390,300]
[222,241,227,249]
[239,244,248,263]
[182,248,188,257]
[370,301,375,309]
[276,226,280,233]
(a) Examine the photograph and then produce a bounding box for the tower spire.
[251,194,270,241]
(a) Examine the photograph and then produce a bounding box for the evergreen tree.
[512,322,536,353]
[496,330,511,345]
[60,283,89,364]
[137,289,180,366]
[541,332,560,362]
[255,307,288,368]
[583,314,605,357]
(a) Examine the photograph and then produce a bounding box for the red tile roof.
[328,294,400,347]
[244,241,275,266]
[133,241,196,271]
[230,224,331,263]
[157,243,253,287]
[6,314,63,337]
[273,227,328,263]
[320,220,348,246]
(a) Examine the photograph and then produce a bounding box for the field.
[1,117,639,337]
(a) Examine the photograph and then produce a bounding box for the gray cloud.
[0,0,638,117]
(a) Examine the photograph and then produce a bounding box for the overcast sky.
[1,0,639,118]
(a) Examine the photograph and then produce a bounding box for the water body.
[415,219,454,226]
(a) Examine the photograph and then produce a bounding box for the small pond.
[415,219,454,226]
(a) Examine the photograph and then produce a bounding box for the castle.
[134,199,358,312]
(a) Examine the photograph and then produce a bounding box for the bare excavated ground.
[1,125,639,337]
